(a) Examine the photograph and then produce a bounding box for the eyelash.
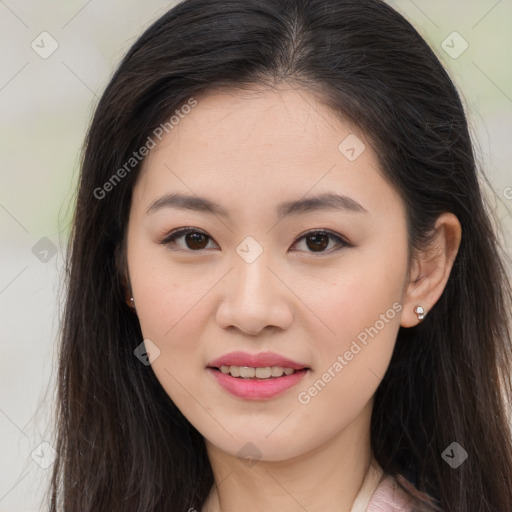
[159,227,351,255]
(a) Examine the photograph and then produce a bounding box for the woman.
[47,0,512,510]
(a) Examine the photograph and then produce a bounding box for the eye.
[160,227,350,254]
[291,229,349,254]
[160,227,218,251]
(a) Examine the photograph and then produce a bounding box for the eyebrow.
[146,191,368,219]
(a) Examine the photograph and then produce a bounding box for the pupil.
[307,233,328,252]
[186,232,207,250]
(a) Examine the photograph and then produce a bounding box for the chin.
[203,426,326,464]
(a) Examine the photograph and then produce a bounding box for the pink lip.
[207,351,310,400]
[207,351,308,370]
[207,368,309,400]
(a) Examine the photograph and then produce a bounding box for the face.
[125,85,410,461]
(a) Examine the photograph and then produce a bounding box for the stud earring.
[130,297,136,310]
[414,305,426,321]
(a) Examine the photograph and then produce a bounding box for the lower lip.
[207,368,309,400]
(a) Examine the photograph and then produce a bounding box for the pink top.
[366,475,414,512]
[350,462,415,512]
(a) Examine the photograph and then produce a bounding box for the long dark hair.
[47,0,512,510]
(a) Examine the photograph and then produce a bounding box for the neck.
[202,399,380,512]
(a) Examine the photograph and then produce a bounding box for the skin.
[125,84,461,512]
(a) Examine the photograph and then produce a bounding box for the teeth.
[218,365,298,379]
[271,366,284,377]
[255,367,271,378]
[238,366,255,378]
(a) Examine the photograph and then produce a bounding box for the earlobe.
[400,212,461,328]
[125,291,136,311]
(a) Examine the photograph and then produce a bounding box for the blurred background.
[0,1,511,510]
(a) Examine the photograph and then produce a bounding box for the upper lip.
[207,351,309,370]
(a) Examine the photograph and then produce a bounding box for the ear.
[400,212,461,327]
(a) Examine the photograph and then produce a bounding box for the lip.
[207,351,308,370]
[207,368,309,400]
[207,351,310,400]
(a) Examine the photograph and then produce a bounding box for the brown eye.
[161,228,217,251]
[305,233,330,252]
[184,232,209,250]
[292,230,348,254]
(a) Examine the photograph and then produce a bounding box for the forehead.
[132,85,404,223]
[138,84,370,183]
[161,84,357,155]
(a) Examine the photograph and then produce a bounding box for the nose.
[215,250,294,336]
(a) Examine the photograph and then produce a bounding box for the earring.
[130,297,135,310]
[414,305,426,321]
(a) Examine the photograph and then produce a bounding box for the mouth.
[206,352,310,400]
[211,365,306,379]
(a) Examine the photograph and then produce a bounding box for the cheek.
[294,242,407,406]
[129,242,212,343]
[127,242,216,413]
[299,248,407,351]
[292,271,404,444]
[131,260,215,421]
